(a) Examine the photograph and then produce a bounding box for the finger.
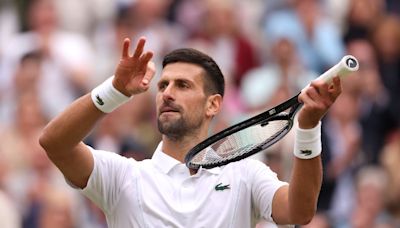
[310,79,330,99]
[139,52,154,85]
[122,38,131,58]
[310,83,337,110]
[298,90,318,107]
[141,51,154,63]
[138,51,154,68]
[142,61,156,86]
[140,51,154,63]
[298,87,318,105]
[304,86,321,103]
[301,85,332,110]
[133,37,146,58]
[329,76,342,98]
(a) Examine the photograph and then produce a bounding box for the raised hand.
[113,37,155,96]
[297,76,342,129]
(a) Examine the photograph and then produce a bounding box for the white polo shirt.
[80,143,287,228]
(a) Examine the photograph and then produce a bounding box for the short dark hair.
[162,48,225,97]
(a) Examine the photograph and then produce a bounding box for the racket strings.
[190,119,291,166]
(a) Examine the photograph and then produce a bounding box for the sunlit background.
[0,0,400,227]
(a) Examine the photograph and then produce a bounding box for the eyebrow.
[175,78,193,85]
[157,77,195,86]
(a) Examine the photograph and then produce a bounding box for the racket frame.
[185,94,301,169]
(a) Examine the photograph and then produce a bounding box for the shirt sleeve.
[246,159,288,223]
[79,146,136,214]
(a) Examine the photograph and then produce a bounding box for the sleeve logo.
[95,94,105,106]
[300,150,312,156]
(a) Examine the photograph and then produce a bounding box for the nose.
[162,84,175,101]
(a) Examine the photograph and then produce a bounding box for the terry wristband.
[293,121,322,159]
[91,76,131,113]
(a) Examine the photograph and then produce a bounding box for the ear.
[205,94,223,118]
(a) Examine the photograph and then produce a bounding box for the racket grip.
[317,55,359,83]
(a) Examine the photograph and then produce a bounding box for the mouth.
[159,105,180,115]
[161,110,179,115]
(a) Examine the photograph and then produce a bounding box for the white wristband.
[293,121,322,159]
[91,76,131,113]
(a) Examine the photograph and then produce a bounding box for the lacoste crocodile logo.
[95,95,104,106]
[215,183,230,191]
[300,150,312,156]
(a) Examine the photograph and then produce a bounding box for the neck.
[161,128,208,163]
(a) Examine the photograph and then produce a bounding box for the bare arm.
[39,95,103,188]
[271,77,342,225]
[39,38,154,189]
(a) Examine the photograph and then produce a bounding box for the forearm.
[288,121,323,224]
[39,94,104,154]
[288,156,322,224]
[272,122,323,225]
[277,73,340,224]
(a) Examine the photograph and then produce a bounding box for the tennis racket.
[185,55,359,169]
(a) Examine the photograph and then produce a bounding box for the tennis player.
[39,37,341,227]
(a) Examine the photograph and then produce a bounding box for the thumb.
[141,61,156,87]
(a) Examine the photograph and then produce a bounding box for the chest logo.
[215,183,230,191]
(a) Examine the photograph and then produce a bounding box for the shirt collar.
[151,142,221,175]
[198,166,221,175]
[152,142,181,174]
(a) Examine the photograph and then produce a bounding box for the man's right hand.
[113,37,155,96]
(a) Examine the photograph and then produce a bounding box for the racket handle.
[317,55,359,83]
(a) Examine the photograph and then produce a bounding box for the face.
[29,0,58,32]
[156,62,212,140]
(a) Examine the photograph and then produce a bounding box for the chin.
[158,115,178,127]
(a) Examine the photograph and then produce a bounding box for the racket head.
[185,97,301,169]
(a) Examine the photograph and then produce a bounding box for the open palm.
[113,37,155,96]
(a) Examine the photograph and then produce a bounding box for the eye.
[157,81,168,91]
[177,81,190,89]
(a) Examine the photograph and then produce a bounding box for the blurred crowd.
[0,0,399,227]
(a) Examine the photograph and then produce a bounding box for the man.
[39,37,342,227]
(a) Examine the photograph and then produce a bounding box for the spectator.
[240,36,316,113]
[264,0,345,74]
[343,0,386,42]
[322,90,362,226]
[0,190,21,228]
[181,0,259,128]
[186,0,258,89]
[380,133,400,225]
[239,34,316,182]
[371,16,400,128]
[349,166,394,228]
[93,0,186,87]
[1,0,94,119]
[37,187,76,228]
[346,38,392,164]
[0,51,43,125]
[85,93,158,160]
